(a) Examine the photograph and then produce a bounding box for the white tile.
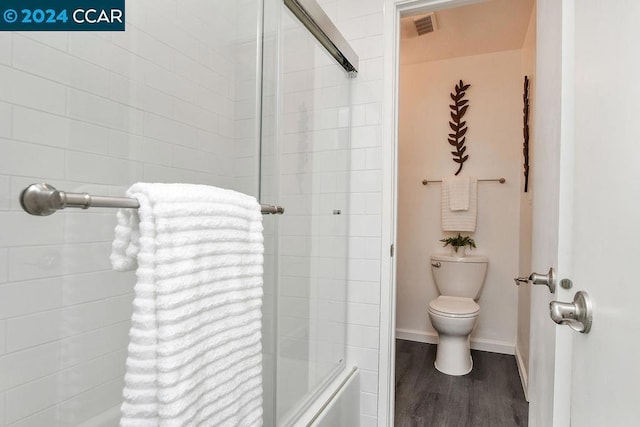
[68,34,115,70]
[67,89,143,133]
[346,303,379,327]
[13,107,70,148]
[0,342,60,389]
[0,175,9,211]
[5,350,126,423]
[0,139,65,180]
[69,121,111,155]
[0,248,7,283]
[58,378,124,426]
[0,66,66,114]
[339,16,367,40]
[365,103,383,126]
[366,12,384,36]
[0,102,10,138]
[361,57,383,82]
[115,26,175,72]
[109,74,174,118]
[0,211,64,247]
[12,35,71,85]
[351,170,382,193]
[363,238,381,259]
[351,80,383,105]
[63,213,116,244]
[9,242,112,282]
[349,215,381,237]
[360,414,378,427]
[22,33,68,52]
[59,322,129,369]
[346,346,379,371]
[0,277,63,318]
[365,147,383,169]
[62,270,133,306]
[142,164,202,184]
[173,146,217,173]
[143,113,199,148]
[347,259,381,282]
[65,151,142,186]
[359,369,378,394]
[361,391,377,417]
[4,375,57,423]
[351,35,383,60]
[0,33,11,65]
[351,126,381,149]
[109,131,173,166]
[347,324,379,349]
[6,294,133,352]
[0,320,5,355]
[68,56,111,98]
[7,406,59,427]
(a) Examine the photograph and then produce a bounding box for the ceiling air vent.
[414,13,438,36]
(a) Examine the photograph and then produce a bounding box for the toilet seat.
[429,296,479,318]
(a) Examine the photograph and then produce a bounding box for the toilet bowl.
[428,296,479,375]
[429,254,488,376]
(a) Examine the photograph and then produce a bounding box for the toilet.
[428,254,488,376]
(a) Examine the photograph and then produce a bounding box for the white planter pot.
[450,246,466,257]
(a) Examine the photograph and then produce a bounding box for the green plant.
[439,233,476,253]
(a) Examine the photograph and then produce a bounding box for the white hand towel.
[111,183,264,427]
[446,176,471,211]
[441,177,478,232]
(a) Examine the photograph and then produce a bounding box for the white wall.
[396,50,524,354]
[0,0,259,424]
[517,6,536,397]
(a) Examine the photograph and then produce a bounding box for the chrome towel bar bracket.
[20,183,285,216]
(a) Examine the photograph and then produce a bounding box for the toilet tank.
[430,255,488,299]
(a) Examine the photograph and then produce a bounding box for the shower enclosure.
[0,0,356,425]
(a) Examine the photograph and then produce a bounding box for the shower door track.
[283,0,359,76]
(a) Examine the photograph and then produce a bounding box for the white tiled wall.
[0,0,260,424]
[313,1,386,425]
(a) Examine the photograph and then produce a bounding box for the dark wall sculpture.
[523,76,530,192]
[448,80,471,176]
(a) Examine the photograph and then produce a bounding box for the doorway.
[380,0,536,424]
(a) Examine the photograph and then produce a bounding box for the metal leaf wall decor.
[523,76,530,192]
[449,80,471,175]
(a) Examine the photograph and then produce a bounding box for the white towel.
[446,176,471,211]
[111,183,264,427]
[441,177,478,232]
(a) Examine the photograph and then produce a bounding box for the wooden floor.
[395,340,528,427]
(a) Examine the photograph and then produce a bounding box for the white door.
[529,0,640,425]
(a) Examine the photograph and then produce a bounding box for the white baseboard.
[515,344,529,402]
[396,328,438,345]
[396,328,515,355]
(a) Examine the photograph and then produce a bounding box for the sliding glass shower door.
[260,0,353,424]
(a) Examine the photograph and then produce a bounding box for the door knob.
[549,291,593,333]
[513,267,556,293]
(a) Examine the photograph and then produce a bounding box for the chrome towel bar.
[20,183,285,216]
[421,177,506,186]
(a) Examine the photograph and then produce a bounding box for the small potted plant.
[439,233,476,257]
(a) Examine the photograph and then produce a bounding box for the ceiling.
[400,0,535,65]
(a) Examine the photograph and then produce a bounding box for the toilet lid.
[429,296,479,317]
